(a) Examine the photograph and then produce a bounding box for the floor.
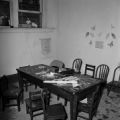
[0,86,120,120]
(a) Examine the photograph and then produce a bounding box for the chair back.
[0,76,8,94]
[95,64,109,81]
[50,60,65,69]
[29,91,41,100]
[29,91,43,110]
[107,66,120,95]
[72,58,82,74]
[112,66,120,82]
[84,64,96,77]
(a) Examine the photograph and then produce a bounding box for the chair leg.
[107,89,110,96]
[17,98,21,111]
[107,85,112,96]
[64,99,67,106]
[25,83,28,92]
[89,114,94,120]
[30,111,33,120]
[35,85,37,89]
[26,105,29,114]
[57,96,60,100]
[30,116,33,120]
[2,97,5,111]
[19,90,24,104]
[2,105,5,111]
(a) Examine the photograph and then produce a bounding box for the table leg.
[17,72,24,103]
[70,95,78,120]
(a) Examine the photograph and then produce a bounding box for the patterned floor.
[0,87,120,120]
[95,89,120,120]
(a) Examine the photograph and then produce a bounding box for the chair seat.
[108,81,120,87]
[78,102,91,113]
[3,88,22,98]
[45,103,67,120]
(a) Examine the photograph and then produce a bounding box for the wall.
[56,0,120,81]
[0,28,57,75]
[0,0,58,75]
[1,0,120,81]
[45,0,59,29]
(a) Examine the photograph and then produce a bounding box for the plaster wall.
[56,0,120,81]
[0,29,57,75]
[0,0,58,75]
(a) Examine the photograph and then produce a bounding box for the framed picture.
[95,41,104,49]
[0,1,10,26]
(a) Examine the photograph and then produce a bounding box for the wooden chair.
[42,89,67,120]
[107,66,120,95]
[84,64,96,78]
[50,59,65,72]
[25,90,50,120]
[50,60,65,101]
[95,64,110,81]
[72,58,82,74]
[64,58,83,106]
[77,85,104,120]
[0,74,23,111]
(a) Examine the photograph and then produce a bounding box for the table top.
[17,64,105,94]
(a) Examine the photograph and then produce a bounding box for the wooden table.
[16,64,106,120]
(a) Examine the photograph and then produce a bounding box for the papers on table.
[35,71,47,75]
[43,76,80,87]
[44,80,77,84]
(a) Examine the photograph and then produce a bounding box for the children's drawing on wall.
[85,24,117,48]
[85,25,96,38]
[107,41,113,47]
[85,32,92,45]
[106,24,117,48]
[85,25,96,45]
[41,38,51,56]
[89,40,92,45]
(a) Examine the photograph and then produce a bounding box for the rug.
[94,89,120,120]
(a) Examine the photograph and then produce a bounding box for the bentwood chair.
[50,60,65,100]
[77,85,104,120]
[42,89,67,120]
[0,74,23,111]
[64,58,83,106]
[72,58,82,74]
[84,64,96,78]
[107,66,120,95]
[95,64,110,81]
[50,59,65,72]
[25,90,50,120]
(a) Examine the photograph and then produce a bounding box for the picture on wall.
[95,41,104,49]
[41,38,51,56]
[0,1,10,26]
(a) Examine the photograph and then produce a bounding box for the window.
[18,0,42,28]
[0,0,43,28]
[0,1,10,26]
